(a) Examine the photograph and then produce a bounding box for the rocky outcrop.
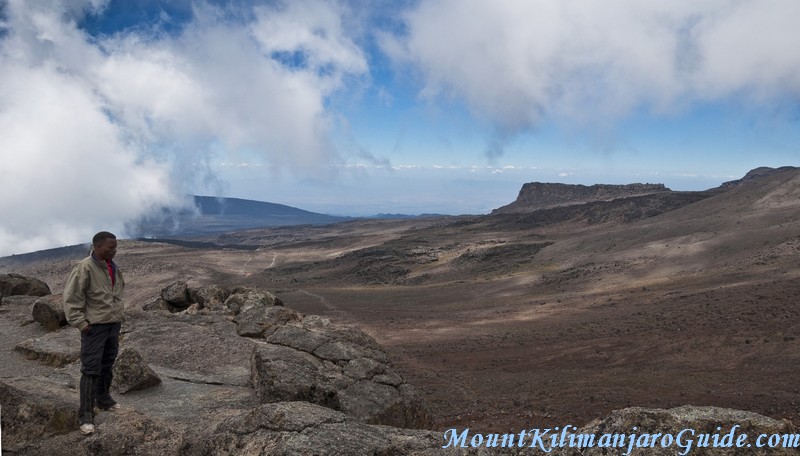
[15,409,188,456]
[251,312,432,429]
[0,273,51,297]
[31,294,67,331]
[142,294,431,428]
[183,401,447,456]
[112,348,162,394]
[558,405,799,455]
[188,285,229,310]
[160,281,191,308]
[0,379,79,449]
[82,409,184,456]
[146,282,283,315]
[225,287,283,314]
[492,182,670,214]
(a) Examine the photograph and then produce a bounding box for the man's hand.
[81,325,90,333]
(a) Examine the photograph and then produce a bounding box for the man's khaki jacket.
[63,255,125,331]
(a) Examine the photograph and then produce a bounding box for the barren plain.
[3,166,800,434]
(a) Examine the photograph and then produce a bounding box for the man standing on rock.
[63,231,125,435]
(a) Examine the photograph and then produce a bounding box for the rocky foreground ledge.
[1,274,797,455]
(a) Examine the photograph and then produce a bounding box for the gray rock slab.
[123,315,254,387]
[14,328,81,367]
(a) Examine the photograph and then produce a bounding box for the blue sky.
[0,0,799,255]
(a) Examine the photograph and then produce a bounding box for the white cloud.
[0,0,366,256]
[251,1,367,78]
[385,0,800,133]
[0,59,180,255]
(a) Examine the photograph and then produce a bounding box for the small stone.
[112,348,162,394]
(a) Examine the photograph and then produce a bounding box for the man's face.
[94,238,117,261]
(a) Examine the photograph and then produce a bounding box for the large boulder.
[251,316,432,429]
[0,273,50,297]
[31,294,67,331]
[112,347,162,394]
[160,281,190,308]
[188,285,230,311]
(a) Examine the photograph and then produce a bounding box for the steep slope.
[534,166,800,288]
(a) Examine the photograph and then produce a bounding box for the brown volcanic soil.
[3,168,800,434]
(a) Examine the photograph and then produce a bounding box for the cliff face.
[492,182,670,214]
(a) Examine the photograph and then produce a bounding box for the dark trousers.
[79,322,121,424]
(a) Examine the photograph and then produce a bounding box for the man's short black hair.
[92,231,117,246]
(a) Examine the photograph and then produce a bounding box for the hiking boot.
[80,423,95,435]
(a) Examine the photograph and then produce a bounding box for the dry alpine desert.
[1,166,800,454]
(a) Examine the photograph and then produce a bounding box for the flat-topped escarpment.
[492,182,670,214]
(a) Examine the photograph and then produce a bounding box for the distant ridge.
[492,182,670,215]
[130,195,353,238]
[717,166,800,190]
[491,166,800,217]
[193,196,339,219]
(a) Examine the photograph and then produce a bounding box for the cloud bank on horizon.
[0,0,798,256]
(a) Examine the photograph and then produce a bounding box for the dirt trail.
[296,289,355,323]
